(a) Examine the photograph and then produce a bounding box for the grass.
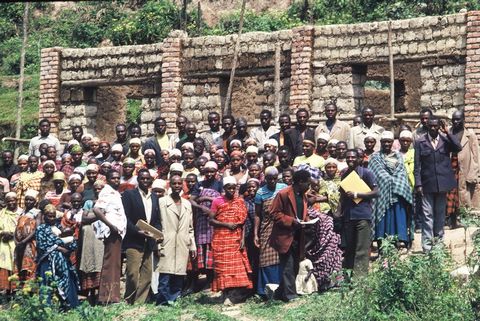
[0,73,39,128]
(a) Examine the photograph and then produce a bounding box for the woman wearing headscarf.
[368,131,413,248]
[126,138,145,174]
[213,149,229,177]
[0,192,21,294]
[36,204,79,309]
[253,167,286,297]
[119,157,138,193]
[15,190,41,282]
[38,160,56,200]
[143,149,159,179]
[79,180,105,304]
[10,155,29,191]
[210,176,252,305]
[57,173,83,212]
[224,151,249,185]
[44,172,68,208]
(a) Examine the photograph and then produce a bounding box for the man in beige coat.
[155,175,196,305]
[315,102,351,143]
[349,107,384,151]
[450,111,479,209]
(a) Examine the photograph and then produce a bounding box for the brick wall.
[465,11,480,138]
[39,48,62,134]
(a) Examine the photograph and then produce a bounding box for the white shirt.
[29,134,62,157]
[93,184,127,239]
[139,188,152,223]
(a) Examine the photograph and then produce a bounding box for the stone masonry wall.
[38,12,480,140]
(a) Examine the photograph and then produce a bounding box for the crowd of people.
[0,102,477,309]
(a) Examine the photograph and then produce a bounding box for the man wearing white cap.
[293,139,325,170]
[315,101,351,144]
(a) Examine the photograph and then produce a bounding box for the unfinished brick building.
[39,11,480,141]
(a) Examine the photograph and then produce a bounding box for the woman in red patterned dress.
[209,176,252,305]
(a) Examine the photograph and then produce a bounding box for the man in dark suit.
[122,168,162,304]
[143,117,168,166]
[269,169,311,302]
[414,116,462,252]
[284,108,315,158]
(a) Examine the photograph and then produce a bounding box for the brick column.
[39,47,62,135]
[465,11,480,139]
[160,30,186,133]
[289,26,314,113]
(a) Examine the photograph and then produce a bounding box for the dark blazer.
[143,136,163,166]
[122,188,162,251]
[284,126,315,158]
[269,186,308,254]
[414,132,462,193]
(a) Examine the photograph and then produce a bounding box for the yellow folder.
[339,170,371,204]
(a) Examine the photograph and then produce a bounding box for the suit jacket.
[122,188,161,251]
[449,127,479,184]
[285,126,315,158]
[414,132,462,193]
[269,186,308,254]
[143,136,163,166]
[314,120,351,143]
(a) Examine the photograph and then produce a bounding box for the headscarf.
[42,160,57,171]
[68,173,82,182]
[223,176,237,186]
[144,149,156,155]
[152,179,167,190]
[204,161,218,170]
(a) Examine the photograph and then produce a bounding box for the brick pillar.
[465,11,480,139]
[160,30,186,133]
[39,47,62,135]
[289,26,314,114]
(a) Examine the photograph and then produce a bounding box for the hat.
[53,172,66,181]
[86,164,99,172]
[62,153,72,160]
[101,161,112,167]
[18,154,29,161]
[152,179,167,190]
[42,160,57,170]
[317,133,330,142]
[223,176,237,187]
[5,192,16,199]
[328,139,339,146]
[265,139,278,148]
[204,161,218,170]
[170,149,182,157]
[129,138,142,146]
[264,166,279,176]
[229,139,242,147]
[68,139,80,146]
[123,157,136,165]
[144,149,156,155]
[169,163,184,173]
[245,146,259,154]
[181,142,194,151]
[91,137,101,144]
[399,130,413,140]
[380,131,394,140]
[247,178,261,185]
[111,144,123,152]
[25,189,39,199]
[82,133,93,140]
[303,138,316,146]
[71,145,82,153]
[68,173,82,182]
[324,157,338,167]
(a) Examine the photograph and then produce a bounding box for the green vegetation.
[1,0,480,130]
[1,237,479,320]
